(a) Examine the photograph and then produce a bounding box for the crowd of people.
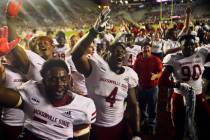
[0,0,210,140]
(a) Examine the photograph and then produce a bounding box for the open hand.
[6,0,22,17]
[93,7,111,33]
[0,26,20,56]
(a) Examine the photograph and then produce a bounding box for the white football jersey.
[163,39,180,53]
[18,80,96,140]
[86,54,138,127]
[53,45,70,60]
[204,44,210,67]
[163,47,209,95]
[151,39,165,54]
[124,45,142,66]
[135,36,146,44]
[66,56,88,96]
[25,50,45,81]
[1,50,44,126]
[1,65,26,126]
[104,33,115,43]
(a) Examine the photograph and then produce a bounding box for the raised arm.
[71,7,110,77]
[178,7,192,37]
[0,25,20,57]
[6,0,30,73]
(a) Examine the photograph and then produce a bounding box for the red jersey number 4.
[105,87,118,107]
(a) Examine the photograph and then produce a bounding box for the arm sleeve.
[128,68,139,88]
[86,99,96,124]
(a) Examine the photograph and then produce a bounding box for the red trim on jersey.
[92,111,96,116]
[91,116,97,121]
[51,94,72,107]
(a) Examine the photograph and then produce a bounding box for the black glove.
[175,82,194,95]
[93,7,111,33]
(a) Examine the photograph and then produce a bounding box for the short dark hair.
[40,59,69,78]
[56,31,66,40]
[142,38,152,47]
[110,42,126,52]
[29,36,53,53]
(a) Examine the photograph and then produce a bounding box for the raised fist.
[0,26,20,56]
[6,0,22,17]
[93,7,111,33]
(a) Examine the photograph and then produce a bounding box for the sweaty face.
[181,39,195,57]
[56,36,66,46]
[44,67,70,101]
[37,39,54,60]
[110,46,126,68]
[142,45,151,57]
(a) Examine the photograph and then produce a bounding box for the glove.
[93,7,111,33]
[176,82,194,96]
[132,136,142,140]
[6,0,22,17]
[0,26,20,56]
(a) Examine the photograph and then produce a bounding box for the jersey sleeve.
[17,81,31,101]
[66,56,77,72]
[127,67,139,88]
[26,50,45,70]
[163,54,174,66]
[198,47,209,63]
[85,98,96,124]
[17,80,38,106]
[89,53,105,66]
[87,53,108,78]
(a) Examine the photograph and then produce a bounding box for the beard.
[45,86,68,101]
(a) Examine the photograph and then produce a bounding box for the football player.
[71,7,141,140]
[0,59,96,140]
[160,34,210,140]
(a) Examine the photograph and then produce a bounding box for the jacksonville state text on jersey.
[86,54,138,127]
[18,80,96,140]
[1,65,26,126]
